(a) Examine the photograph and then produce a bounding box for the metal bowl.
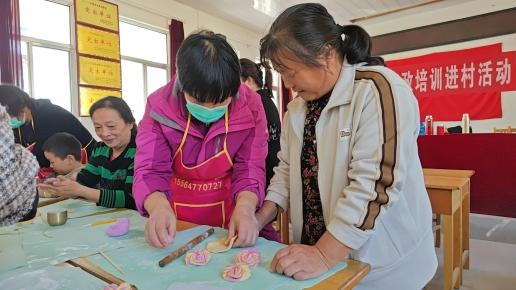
[47,210,68,226]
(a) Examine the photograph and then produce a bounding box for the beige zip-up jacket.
[266,61,437,289]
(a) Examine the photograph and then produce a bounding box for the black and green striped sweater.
[76,134,136,209]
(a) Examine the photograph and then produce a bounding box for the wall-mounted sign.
[78,56,121,89]
[77,25,120,60]
[75,0,118,32]
[79,87,121,116]
[75,0,120,116]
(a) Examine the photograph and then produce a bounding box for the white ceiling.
[174,0,448,34]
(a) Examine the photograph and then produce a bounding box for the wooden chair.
[493,126,516,133]
[433,215,442,247]
[275,209,290,244]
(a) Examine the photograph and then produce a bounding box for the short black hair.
[0,84,34,116]
[42,132,82,161]
[176,30,240,104]
[89,96,136,134]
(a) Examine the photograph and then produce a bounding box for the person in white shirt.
[254,3,437,289]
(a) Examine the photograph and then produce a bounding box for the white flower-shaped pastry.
[234,249,261,267]
[185,249,211,266]
[222,263,251,282]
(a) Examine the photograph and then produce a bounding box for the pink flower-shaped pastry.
[222,263,251,282]
[234,249,261,267]
[185,249,211,266]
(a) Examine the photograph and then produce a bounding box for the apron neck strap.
[179,113,193,149]
[179,110,230,151]
[223,109,229,152]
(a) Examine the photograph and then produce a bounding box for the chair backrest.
[493,126,516,133]
[277,210,290,244]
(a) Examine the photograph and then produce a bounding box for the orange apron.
[169,111,234,228]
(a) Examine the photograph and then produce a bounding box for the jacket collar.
[323,58,358,112]
[286,59,361,139]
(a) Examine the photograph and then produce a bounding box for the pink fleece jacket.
[133,79,268,216]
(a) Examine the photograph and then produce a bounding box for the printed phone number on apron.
[173,177,224,191]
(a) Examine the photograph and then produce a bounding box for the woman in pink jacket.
[134,30,278,248]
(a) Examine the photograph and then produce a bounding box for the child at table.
[40,132,84,197]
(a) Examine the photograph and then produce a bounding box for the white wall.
[112,0,262,58]
[79,0,263,137]
[359,0,516,133]
[361,0,516,37]
[79,0,516,135]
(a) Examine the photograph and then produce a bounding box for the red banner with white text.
[386,44,516,121]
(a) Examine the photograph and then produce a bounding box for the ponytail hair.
[239,58,273,91]
[260,3,383,69]
[262,63,273,90]
[339,25,384,66]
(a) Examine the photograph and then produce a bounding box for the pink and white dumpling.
[234,249,261,267]
[185,249,211,266]
[222,263,251,282]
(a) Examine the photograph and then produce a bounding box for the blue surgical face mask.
[10,117,25,129]
[185,98,228,124]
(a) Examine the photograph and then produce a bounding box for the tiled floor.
[426,214,516,290]
[469,214,516,244]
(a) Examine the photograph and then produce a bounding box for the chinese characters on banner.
[386,44,516,121]
[74,0,121,116]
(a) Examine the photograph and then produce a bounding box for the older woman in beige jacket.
[255,4,436,290]
[0,104,39,226]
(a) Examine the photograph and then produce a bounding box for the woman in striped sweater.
[38,97,136,209]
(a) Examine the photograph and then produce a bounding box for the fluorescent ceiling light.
[253,0,275,16]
